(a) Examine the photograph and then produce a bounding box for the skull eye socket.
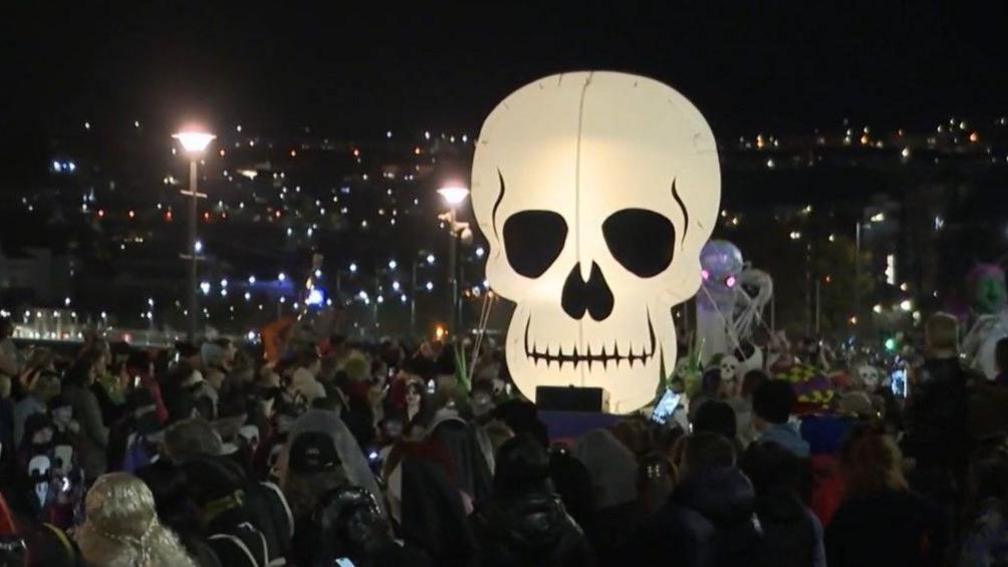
[503,210,568,278]
[602,208,675,278]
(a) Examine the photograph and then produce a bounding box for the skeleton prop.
[471,71,720,413]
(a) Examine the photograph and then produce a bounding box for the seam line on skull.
[492,168,506,239]
[574,72,594,386]
[672,179,688,251]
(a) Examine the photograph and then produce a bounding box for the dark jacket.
[470,491,594,567]
[825,489,946,567]
[634,466,761,567]
[903,357,971,469]
[752,490,824,567]
[60,382,107,480]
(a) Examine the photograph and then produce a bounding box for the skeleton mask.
[239,425,260,451]
[720,355,740,383]
[856,365,881,390]
[471,72,720,412]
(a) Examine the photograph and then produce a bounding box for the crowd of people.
[2,311,1008,566]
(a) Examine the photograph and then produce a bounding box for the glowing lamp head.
[172,128,215,154]
[438,185,470,206]
[725,275,737,288]
[172,130,216,155]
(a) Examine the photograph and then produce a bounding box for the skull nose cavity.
[561,262,615,321]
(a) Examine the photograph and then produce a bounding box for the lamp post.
[438,184,470,334]
[172,129,215,342]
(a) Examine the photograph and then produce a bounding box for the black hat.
[289,431,340,473]
[22,413,53,444]
[175,341,200,359]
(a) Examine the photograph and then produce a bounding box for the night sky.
[5,2,1006,179]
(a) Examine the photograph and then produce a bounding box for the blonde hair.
[841,429,908,499]
[925,312,959,353]
[75,472,197,567]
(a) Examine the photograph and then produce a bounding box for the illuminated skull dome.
[471,71,720,412]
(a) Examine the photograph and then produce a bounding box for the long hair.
[75,472,196,567]
[841,425,908,499]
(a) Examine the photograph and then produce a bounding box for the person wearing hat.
[75,472,196,566]
[283,430,349,566]
[166,417,293,566]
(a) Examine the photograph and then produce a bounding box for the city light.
[248,275,256,284]
[475,247,485,258]
[307,288,324,305]
[220,278,228,288]
[426,254,436,265]
[388,259,397,269]
[194,240,203,254]
[314,269,322,278]
[200,281,211,295]
[349,262,358,273]
[899,299,913,312]
[278,272,286,281]
[426,281,434,291]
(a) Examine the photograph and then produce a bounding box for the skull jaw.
[503,303,677,414]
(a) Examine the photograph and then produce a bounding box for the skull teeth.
[523,315,659,369]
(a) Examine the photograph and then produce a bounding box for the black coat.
[752,490,821,567]
[825,489,947,567]
[470,491,594,567]
[903,357,971,469]
[634,466,761,567]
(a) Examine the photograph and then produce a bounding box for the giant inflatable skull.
[471,72,721,412]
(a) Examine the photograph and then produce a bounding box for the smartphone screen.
[890,368,908,398]
[650,389,681,425]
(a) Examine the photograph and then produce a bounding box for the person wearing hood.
[427,408,493,504]
[635,431,761,566]
[740,440,825,567]
[283,408,384,511]
[753,379,810,458]
[470,434,594,567]
[572,428,643,564]
[383,436,477,567]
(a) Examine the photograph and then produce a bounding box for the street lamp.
[173,128,215,342]
[439,183,470,333]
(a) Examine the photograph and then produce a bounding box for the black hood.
[673,466,755,527]
[472,490,588,565]
[496,493,571,551]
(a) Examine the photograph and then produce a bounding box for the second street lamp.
[172,128,215,342]
[438,184,470,334]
